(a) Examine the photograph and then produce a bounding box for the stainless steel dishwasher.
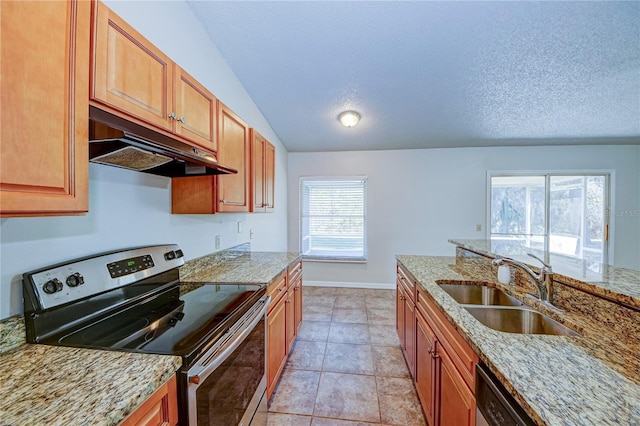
[475,363,535,426]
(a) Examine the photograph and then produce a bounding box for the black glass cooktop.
[50,283,265,366]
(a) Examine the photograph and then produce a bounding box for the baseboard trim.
[303,280,395,290]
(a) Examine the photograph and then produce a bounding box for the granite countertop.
[180,245,302,285]
[396,255,640,426]
[450,238,640,309]
[0,343,181,425]
[0,245,300,425]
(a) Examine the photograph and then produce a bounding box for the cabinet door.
[216,102,250,212]
[1,0,89,216]
[404,295,416,377]
[396,284,405,347]
[250,130,266,212]
[438,347,476,426]
[264,141,275,212]
[286,288,296,353]
[173,66,217,152]
[294,278,303,334]
[415,313,438,426]
[92,1,173,131]
[267,297,288,400]
[120,376,178,426]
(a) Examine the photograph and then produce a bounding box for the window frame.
[486,170,614,264]
[299,176,368,263]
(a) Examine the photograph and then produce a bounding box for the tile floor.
[267,287,426,426]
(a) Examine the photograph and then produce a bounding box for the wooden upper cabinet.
[0,0,90,217]
[264,140,275,212]
[92,1,173,132]
[91,2,217,152]
[250,130,275,213]
[216,102,250,212]
[173,66,217,151]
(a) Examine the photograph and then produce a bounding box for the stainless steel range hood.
[89,106,236,177]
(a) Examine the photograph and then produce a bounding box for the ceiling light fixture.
[338,110,361,128]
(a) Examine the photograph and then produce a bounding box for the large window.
[300,177,367,261]
[489,173,610,265]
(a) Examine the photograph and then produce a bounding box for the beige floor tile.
[305,295,336,307]
[363,288,396,299]
[365,296,395,310]
[314,372,380,423]
[376,377,426,426]
[267,413,312,426]
[372,346,410,378]
[334,287,366,297]
[304,286,338,296]
[334,295,366,309]
[304,305,334,321]
[366,308,395,325]
[323,343,374,375]
[311,417,380,425]
[287,340,326,371]
[328,323,370,344]
[369,324,400,346]
[269,369,321,415]
[298,320,331,342]
[333,307,368,324]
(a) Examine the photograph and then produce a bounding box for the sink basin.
[464,306,580,337]
[438,283,522,306]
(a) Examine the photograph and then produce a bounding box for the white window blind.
[300,177,367,261]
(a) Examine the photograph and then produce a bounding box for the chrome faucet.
[492,253,556,306]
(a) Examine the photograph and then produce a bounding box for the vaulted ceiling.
[187,1,640,152]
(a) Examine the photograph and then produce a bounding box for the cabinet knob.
[169,112,177,120]
[179,116,185,124]
[220,199,227,204]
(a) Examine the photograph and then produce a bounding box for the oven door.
[187,296,270,426]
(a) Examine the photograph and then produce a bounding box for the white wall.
[0,0,288,319]
[288,145,640,286]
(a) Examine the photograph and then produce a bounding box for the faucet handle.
[527,253,552,270]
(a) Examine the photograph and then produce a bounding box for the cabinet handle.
[179,116,185,124]
[286,300,291,304]
[169,112,177,120]
[220,199,227,204]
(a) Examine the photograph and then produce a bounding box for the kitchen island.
[396,248,640,426]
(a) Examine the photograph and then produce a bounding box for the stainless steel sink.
[463,306,580,337]
[438,283,522,306]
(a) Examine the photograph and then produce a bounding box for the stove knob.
[43,278,63,294]
[66,273,84,287]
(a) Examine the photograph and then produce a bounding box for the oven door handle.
[187,295,270,385]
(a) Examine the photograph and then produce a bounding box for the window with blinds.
[299,177,367,261]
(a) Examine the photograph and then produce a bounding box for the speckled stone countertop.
[450,238,640,309]
[0,344,181,425]
[180,244,302,285]
[396,255,640,426]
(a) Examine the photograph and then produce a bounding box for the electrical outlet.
[250,229,254,239]
[476,224,482,232]
[237,221,243,233]
[215,235,221,249]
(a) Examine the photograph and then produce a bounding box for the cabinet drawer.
[287,260,302,286]
[267,272,287,311]
[120,376,178,426]
[417,286,478,390]
[397,265,415,302]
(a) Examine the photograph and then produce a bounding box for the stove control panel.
[24,244,184,311]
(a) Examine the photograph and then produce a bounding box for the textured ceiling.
[186,1,640,152]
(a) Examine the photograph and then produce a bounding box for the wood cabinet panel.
[404,293,416,376]
[264,141,275,212]
[267,296,287,400]
[416,311,438,426]
[286,288,295,353]
[438,348,476,426]
[251,130,266,212]
[174,66,216,151]
[0,0,89,216]
[92,1,172,131]
[120,376,178,426]
[216,102,250,212]
[171,176,215,214]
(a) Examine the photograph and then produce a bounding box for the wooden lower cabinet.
[397,262,478,426]
[267,291,287,400]
[438,348,476,426]
[120,376,178,426]
[415,312,438,426]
